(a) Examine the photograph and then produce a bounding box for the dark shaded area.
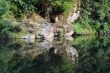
[36,0,64,23]
[0,39,74,73]
[0,35,110,73]
[73,36,110,73]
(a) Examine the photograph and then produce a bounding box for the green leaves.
[73,36,110,73]
[77,0,110,33]
[0,20,22,39]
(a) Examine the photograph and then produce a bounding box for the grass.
[72,23,96,35]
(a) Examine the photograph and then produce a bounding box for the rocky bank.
[19,0,80,40]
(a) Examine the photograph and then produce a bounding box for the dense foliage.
[0,20,22,39]
[73,36,110,73]
[0,0,73,38]
[73,0,110,34]
[0,0,73,18]
[0,39,75,73]
[0,0,110,38]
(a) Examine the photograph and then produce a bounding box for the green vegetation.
[74,0,110,34]
[1,0,110,73]
[0,39,75,73]
[73,36,110,73]
[0,0,74,38]
[0,0,73,18]
[0,20,22,39]
[72,23,96,34]
[0,0,110,38]
[0,35,110,73]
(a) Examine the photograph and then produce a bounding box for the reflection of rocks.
[20,38,78,62]
[20,33,35,43]
[19,40,53,59]
[66,46,78,61]
[38,40,52,50]
[37,22,54,40]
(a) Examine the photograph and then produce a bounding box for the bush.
[75,0,110,34]
[0,20,22,39]
[0,0,74,18]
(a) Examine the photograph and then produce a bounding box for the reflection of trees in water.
[0,37,78,73]
[2,36,110,73]
[73,36,110,73]
[1,36,110,73]
[17,37,78,62]
[6,48,74,73]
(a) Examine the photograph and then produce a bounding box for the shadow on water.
[72,35,110,73]
[0,37,77,73]
[0,35,110,73]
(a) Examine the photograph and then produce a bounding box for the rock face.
[20,1,80,40]
[67,12,80,24]
[67,1,80,24]
[21,13,54,40]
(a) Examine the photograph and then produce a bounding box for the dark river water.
[0,36,110,73]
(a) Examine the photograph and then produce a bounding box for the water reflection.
[20,37,78,62]
[0,37,78,73]
[73,35,110,73]
[0,36,110,73]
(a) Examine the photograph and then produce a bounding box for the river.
[0,35,110,73]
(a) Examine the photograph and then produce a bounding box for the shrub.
[75,0,110,34]
[0,20,22,39]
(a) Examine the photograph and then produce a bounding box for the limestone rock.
[67,12,79,24]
